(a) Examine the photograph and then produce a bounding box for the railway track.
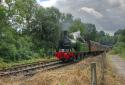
[0,51,104,77]
[0,60,63,77]
[0,59,57,72]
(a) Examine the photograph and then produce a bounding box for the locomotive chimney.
[63,31,68,36]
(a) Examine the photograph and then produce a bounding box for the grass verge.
[0,56,55,70]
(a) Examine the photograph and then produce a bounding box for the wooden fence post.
[103,51,107,68]
[100,51,106,85]
[91,62,97,85]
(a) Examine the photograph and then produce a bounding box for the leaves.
[29,7,61,49]
[69,19,85,34]
[0,0,115,63]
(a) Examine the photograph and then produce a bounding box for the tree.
[0,3,34,62]
[30,7,61,50]
[114,29,125,43]
[84,24,97,41]
[69,19,85,35]
[118,29,125,42]
[6,0,37,32]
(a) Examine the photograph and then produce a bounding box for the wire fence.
[90,51,107,85]
[81,52,107,85]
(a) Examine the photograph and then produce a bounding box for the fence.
[82,52,107,85]
[90,51,107,85]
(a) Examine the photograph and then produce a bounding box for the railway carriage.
[55,31,109,62]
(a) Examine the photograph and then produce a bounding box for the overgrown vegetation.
[0,0,114,65]
[112,29,125,59]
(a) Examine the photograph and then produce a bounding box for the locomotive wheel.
[77,56,81,61]
[82,56,85,59]
[73,56,81,62]
[69,57,74,62]
[61,58,68,62]
[73,57,77,62]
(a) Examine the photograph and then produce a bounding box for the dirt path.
[111,55,125,78]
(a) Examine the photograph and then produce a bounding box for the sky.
[37,0,125,35]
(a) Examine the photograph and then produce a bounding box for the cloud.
[37,0,125,35]
[37,0,58,7]
[108,0,125,8]
[80,7,103,18]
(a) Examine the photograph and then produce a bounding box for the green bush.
[39,48,46,57]
[113,42,125,59]
[0,27,34,62]
[113,42,125,53]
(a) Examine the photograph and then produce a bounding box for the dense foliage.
[113,29,125,58]
[0,0,114,63]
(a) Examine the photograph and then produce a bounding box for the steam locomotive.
[55,31,109,62]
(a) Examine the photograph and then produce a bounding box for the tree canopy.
[0,0,114,62]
